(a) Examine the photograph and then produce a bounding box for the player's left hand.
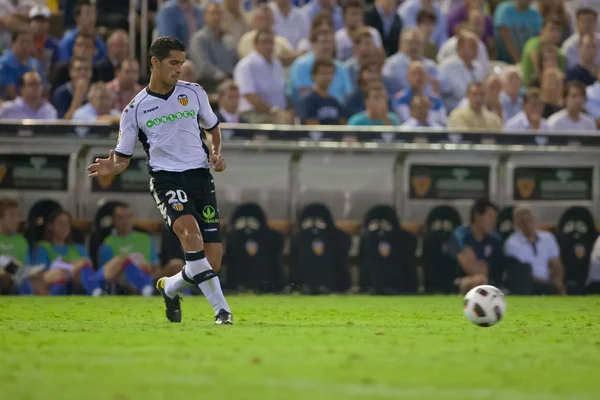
[210,154,226,172]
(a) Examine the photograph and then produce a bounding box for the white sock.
[164,267,194,298]
[186,252,230,315]
[141,285,155,297]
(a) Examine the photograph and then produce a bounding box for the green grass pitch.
[2,295,600,400]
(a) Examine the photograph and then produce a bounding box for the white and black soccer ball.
[463,285,506,327]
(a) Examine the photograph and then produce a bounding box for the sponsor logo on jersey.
[172,201,184,211]
[143,106,159,114]
[201,205,219,224]
[145,110,196,128]
[178,94,189,106]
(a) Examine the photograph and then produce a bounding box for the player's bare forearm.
[209,126,222,155]
[87,150,130,177]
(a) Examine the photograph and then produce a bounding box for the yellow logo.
[516,178,535,199]
[0,164,7,184]
[378,241,391,258]
[312,239,324,256]
[575,244,586,259]
[411,176,431,197]
[245,240,258,256]
[97,175,115,189]
[178,94,189,106]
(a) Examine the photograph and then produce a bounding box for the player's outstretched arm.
[207,126,226,172]
[87,149,131,177]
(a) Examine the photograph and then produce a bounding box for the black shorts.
[149,168,221,243]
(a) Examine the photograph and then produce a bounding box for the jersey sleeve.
[195,85,219,130]
[114,104,138,158]
[76,244,90,259]
[35,245,51,268]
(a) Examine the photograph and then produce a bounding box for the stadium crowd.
[1,0,600,129]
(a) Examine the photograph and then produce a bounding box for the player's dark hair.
[416,9,437,24]
[470,198,498,223]
[75,0,94,18]
[0,198,19,218]
[311,59,335,76]
[147,36,186,70]
[564,80,587,100]
[576,7,598,19]
[43,209,74,244]
[342,0,364,14]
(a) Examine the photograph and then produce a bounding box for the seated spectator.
[51,33,99,93]
[297,11,334,55]
[72,81,121,123]
[500,66,523,121]
[58,0,106,63]
[214,80,247,123]
[29,5,59,79]
[297,59,345,125]
[237,5,295,66]
[95,30,129,83]
[416,9,439,60]
[521,17,565,86]
[156,0,204,47]
[401,94,444,127]
[107,59,142,112]
[447,198,502,294]
[348,82,399,126]
[52,57,93,119]
[0,31,44,100]
[447,0,495,57]
[448,82,503,129]
[344,30,382,85]
[397,0,447,49]
[234,30,291,123]
[364,0,403,57]
[494,0,543,63]
[456,74,504,118]
[344,61,384,116]
[222,0,250,48]
[504,87,550,131]
[438,9,490,72]
[586,69,600,126]
[566,34,598,86]
[439,31,486,110]
[179,60,197,82]
[548,80,596,131]
[504,204,566,295]
[537,0,572,44]
[383,28,439,95]
[392,60,446,125]
[189,2,237,92]
[270,0,310,50]
[288,30,353,106]
[537,67,565,118]
[335,0,382,62]
[0,72,57,119]
[97,203,156,297]
[561,8,600,69]
[302,0,344,32]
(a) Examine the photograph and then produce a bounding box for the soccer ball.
[463,285,506,327]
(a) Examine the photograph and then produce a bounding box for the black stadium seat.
[496,205,515,244]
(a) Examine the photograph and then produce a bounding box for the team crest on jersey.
[172,201,184,211]
[245,239,258,256]
[378,241,391,258]
[178,94,189,106]
[312,239,325,256]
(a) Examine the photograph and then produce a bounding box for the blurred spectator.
[156,0,204,47]
[189,3,238,92]
[95,30,129,83]
[397,0,447,49]
[52,57,93,119]
[297,59,345,125]
[392,60,446,125]
[234,30,290,123]
[438,9,490,72]
[222,0,250,48]
[297,11,334,54]
[482,74,504,119]
[586,69,600,126]
[344,60,383,116]
[302,0,344,32]
[107,59,142,112]
[382,28,439,95]
[416,9,438,60]
[51,33,98,93]
[537,0,572,44]
[439,31,485,110]
[504,204,565,295]
[521,17,564,86]
[72,81,120,122]
[447,0,495,56]
[59,0,106,64]
[335,0,382,61]
[587,232,600,293]
[500,66,523,121]
[0,71,57,119]
[0,0,32,54]
[494,0,543,63]
[95,0,158,31]
[364,0,403,57]
[504,87,549,131]
[179,60,197,82]
[214,79,247,123]
[288,30,352,106]
[344,30,382,84]
[237,5,295,65]
[270,0,310,50]
[548,80,596,131]
[539,67,564,118]
[347,82,399,125]
[566,33,598,86]
[401,94,443,127]
[29,5,59,79]
[562,8,600,69]
[447,82,502,129]
[0,31,44,100]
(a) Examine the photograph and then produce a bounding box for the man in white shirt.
[504,204,565,295]
[561,7,600,69]
[437,9,489,72]
[270,0,309,50]
[548,81,596,131]
[335,0,382,61]
[585,68,600,125]
[234,29,290,123]
[504,87,549,131]
[401,94,444,127]
[499,66,523,121]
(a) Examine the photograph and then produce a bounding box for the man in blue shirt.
[447,198,503,294]
[58,0,107,63]
[156,0,205,47]
[0,31,45,100]
[297,59,345,125]
[52,57,93,119]
[0,72,57,120]
[302,0,344,32]
[29,5,60,79]
[494,0,542,63]
[397,0,447,49]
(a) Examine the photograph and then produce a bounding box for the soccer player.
[87,36,232,325]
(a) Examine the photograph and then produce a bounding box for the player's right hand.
[87,149,116,177]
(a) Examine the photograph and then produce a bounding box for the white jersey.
[115,80,219,173]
